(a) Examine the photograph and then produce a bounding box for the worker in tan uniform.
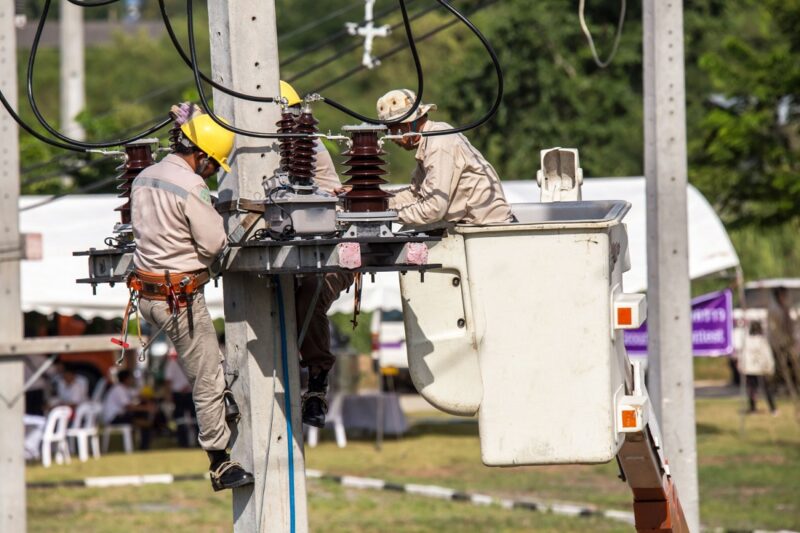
[376,89,513,226]
[131,105,254,491]
[280,81,354,427]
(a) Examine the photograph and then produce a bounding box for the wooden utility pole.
[59,0,85,140]
[0,0,26,530]
[643,1,700,530]
[207,1,309,531]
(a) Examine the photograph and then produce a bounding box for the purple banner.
[624,289,734,357]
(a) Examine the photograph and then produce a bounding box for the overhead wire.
[313,0,425,124]
[20,173,119,212]
[26,0,172,149]
[312,0,503,138]
[415,0,503,137]
[281,0,419,68]
[578,0,627,69]
[185,0,424,135]
[287,0,439,84]
[66,0,121,6]
[278,0,363,43]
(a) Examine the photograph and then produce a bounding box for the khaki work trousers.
[139,291,230,451]
[295,272,355,373]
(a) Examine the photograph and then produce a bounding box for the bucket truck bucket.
[401,200,644,466]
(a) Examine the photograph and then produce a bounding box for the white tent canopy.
[19,177,739,318]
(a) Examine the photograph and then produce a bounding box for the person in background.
[767,287,800,401]
[102,370,154,450]
[164,349,197,447]
[52,363,89,409]
[739,321,778,414]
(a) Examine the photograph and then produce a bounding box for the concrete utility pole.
[643,1,700,530]
[60,0,85,140]
[0,0,26,530]
[207,1,309,531]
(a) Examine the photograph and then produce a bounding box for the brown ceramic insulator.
[275,111,296,172]
[340,130,393,213]
[115,143,155,224]
[289,110,319,188]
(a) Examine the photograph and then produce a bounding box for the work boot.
[302,369,329,428]
[208,451,254,492]
[223,389,241,424]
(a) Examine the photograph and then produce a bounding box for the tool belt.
[128,269,210,306]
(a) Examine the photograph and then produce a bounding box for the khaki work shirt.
[313,140,342,195]
[132,154,226,273]
[389,120,512,226]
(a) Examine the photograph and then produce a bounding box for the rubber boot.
[208,450,254,492]
[302,369,329,428]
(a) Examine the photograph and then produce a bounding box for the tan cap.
[376,89,437,123]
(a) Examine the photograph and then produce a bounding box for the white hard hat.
[376,89,436,123]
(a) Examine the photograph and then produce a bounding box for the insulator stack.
[289,108,318,189]
[340,126,393,213]
[115,141,155,224]
[275,111,296,173]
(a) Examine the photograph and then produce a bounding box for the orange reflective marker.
[617,307,633,327]
[621,409,637,428]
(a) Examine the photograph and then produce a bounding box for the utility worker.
[131,105,254,491]
[280,81,354,428]
[376,89,513,226]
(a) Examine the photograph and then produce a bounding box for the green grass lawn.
[27,397,800,532]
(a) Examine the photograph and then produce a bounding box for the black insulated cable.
[186,0,307,139]
[66,0,121,6]
[0,88,87,152]
[159,0,278,104]
[281,0,419,68]
[176,0,424,127]
[27,0,172,149]
[310,0,502,137]
[287,1,438,85]
[414,0,504,137]
[316,0,425,125]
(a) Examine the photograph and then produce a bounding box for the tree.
[690,0,800,227]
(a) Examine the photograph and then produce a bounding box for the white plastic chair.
[306,394,347,449]
[41,406,72,468]
[66,402,102,462]
[102,422,134,454]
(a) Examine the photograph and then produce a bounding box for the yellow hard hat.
[140,385,155,400]
[280,80,303,107]
[180,114,235,172]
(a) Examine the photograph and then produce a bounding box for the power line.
[281,0,419,68]
[278,0,363,44]
[578,0,627,69]
[313,0,497,94]
[286,0,438,84]
[20,173,119,212]
[25,0,171,149]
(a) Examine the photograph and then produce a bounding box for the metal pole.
[207,2,309,531]
[59,0,85,140]
[0,0,26,530]
[643,1,700,530]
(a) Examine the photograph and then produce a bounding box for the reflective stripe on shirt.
[133,176,190,200]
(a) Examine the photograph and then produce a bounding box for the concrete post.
[206,1,309,531]
[59,0,85,140]
[0,0,26,530]
[643,1,700,530]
